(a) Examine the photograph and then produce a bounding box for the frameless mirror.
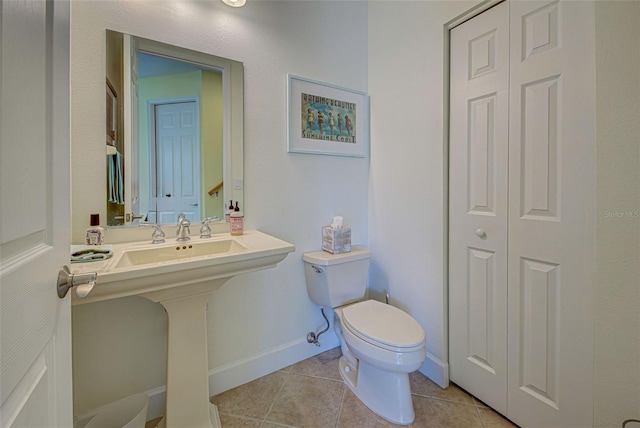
[105,30,244,227]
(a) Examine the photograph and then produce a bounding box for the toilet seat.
[341,300,425,353]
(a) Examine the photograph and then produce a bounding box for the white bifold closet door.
[449,1,595,427]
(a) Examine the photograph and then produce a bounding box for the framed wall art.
[287,74,369,157]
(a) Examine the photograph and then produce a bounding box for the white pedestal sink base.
[71,232,295,427]
[156,405,221,428]
[142,279,229,428]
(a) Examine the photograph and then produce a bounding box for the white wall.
[368,0,479,385]
[71,0,368,415]
[594,2,640,426]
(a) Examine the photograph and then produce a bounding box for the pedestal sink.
[71,230,295,428]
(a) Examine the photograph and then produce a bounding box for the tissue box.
[322,226,351,254]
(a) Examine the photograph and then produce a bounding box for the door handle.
[475,228,487,238]
[190,203,199,207]
[57,266,96,299]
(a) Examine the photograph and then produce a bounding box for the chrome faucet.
[200,217,222,239]
[176,218,191,242]
[140,222,166,244]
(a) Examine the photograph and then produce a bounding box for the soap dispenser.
[225,200,234,223]
[230,202,244,236]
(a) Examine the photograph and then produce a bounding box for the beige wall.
[201,70,224,219]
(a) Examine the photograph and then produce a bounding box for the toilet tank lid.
[302,245,371,266]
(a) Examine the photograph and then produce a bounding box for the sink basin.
[113,238,248,269]
[71,230,295,305]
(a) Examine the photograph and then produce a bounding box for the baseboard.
[419,352,449,389]
[208,331,340,395]
[143,331,340,421]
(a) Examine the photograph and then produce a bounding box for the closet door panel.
[448,1,509,415]
[507,1,595,427]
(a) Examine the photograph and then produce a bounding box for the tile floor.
[146,347,518,428]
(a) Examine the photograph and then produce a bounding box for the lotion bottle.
[85,214,105,245]
[230,202,244,236]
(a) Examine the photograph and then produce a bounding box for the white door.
[449,1,595,427]
[507,1,595,426]
[152,101,200,224]
[449,1,510,416]
[0,0,73,426]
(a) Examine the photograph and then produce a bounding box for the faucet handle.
[140,222,166,244]
[199,217,221,239]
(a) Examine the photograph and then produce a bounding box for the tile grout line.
[474,401,488,428]
[288,371,345,384]
[334,383,348,428]
[220,413,263,426]
[410,392,480,407]
[260,368,293,427]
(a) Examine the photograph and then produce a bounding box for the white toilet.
[303,246,426,425]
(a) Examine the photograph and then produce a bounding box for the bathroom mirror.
[105,30,244,227]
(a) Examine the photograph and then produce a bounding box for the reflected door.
[152,101,200,224]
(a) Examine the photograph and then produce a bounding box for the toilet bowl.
[76,393,149,428]
[338,299,425,371]
[333,300,425,425]
[303,247,427,425]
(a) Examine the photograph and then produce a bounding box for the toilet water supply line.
[307,307,330,346]
[306,290,391,347]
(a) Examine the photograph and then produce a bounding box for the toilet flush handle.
[311,265,323,274]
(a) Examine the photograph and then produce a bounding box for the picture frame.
[287,74,369,157]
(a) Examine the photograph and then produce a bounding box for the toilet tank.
[303,245,371,308]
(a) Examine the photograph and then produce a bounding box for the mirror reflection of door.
[150,100,200,223]
[136,51,224,225]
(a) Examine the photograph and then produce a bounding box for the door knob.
[57,266,97,299]
[475,228,487,238]
[190,203,199,207]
